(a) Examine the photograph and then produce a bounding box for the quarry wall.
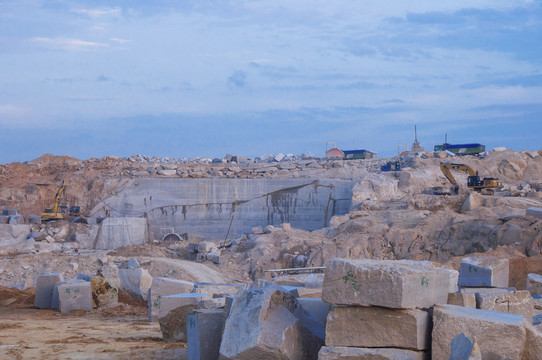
[93,178,355,240]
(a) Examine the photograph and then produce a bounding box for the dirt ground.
[0,303,187,360]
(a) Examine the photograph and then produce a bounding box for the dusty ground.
[0,300,187,360]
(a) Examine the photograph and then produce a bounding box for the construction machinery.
[40,180,67,221]
[440,162,503,195]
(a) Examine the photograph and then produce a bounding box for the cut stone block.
[192,283,242,299]
[187,310,225,360]
[527,273,542,296]
[35,273,63,309]
[159,293,205,342]
[325,306,431,350]
[447,292,477,308]
[56,280,93,313]
[465,288,534,320]
[317,346,425,360]
[526,207,542,219]
[198,241,218,254]
[118,267,153,301]
[523,322,542,360]
[449,333,482,360]
[458,256,509,288]
[432,304,527,360]
[219,284,322,360]
[148,277,194,321]
[322,258,450,308]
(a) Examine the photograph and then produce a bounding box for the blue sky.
[0,0,541,163]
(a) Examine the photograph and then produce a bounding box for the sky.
[0,0,541,163]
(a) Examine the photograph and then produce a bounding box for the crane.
[439,162,503,195]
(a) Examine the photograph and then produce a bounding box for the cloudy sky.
[1,1,541,163]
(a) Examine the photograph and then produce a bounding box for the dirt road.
[0,305,187,360]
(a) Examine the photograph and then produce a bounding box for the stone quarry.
[1,148,542,359]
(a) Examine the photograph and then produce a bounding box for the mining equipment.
[440,162,503,195]
[40,180,82,221]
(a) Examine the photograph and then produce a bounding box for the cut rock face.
[219,284,322,360]
[317,346,425,360]
[35,273,63,309]
[148,277,194,322]
[159,293,205,342]
[325,306,431,350]
[458,256,509,288]
[322,258,450,308]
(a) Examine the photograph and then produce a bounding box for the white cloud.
[0,104,28,117]
[30,37,108,52]
[71,8,121,18]
[110,38,131,44]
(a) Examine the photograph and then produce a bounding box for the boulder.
[148,277,194,321]
[458,256,509,288]
[198,241,218,254]
[159,293,206,342]
[118,267,153,301]
[317,346,425,360]
[219,284,322,360]
[527,273,542,296]
[325,306,431,350]
[322,258,450,308]
[187,310,225,360]
[432,304,527,360]
[35,273,63,309]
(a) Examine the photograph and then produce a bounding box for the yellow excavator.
[440,162,503,195]
[40,180,67,221]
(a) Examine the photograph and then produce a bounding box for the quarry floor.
[0,305,187,360]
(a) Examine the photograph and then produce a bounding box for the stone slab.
[35,273,64,309]
[432,304,527,360]
[527,273,542,296]
[458,256,509,288]
[447,292,477,308]
[56,280,93,313]
[325,306,431,350]
[159,293,205,342]
[187,310,225,360]
[322,258,450,308]
[118,267,153,301]
[526,207,542,219]
[317,346,426,360]
[148,277,194,321]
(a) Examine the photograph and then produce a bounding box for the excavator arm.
[440,162,502,195]
[51,180,66,213]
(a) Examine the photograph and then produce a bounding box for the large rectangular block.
[462,288,534,320]
[526,207,542,219]
[159,293,206,342]
[459,256,509,288]
[322,258,450,308]
[527,273,542,296]
[148,277,194,321]
[432,305,527,360]
[447,292,476,308]
[325,306,431,350]
[35,273,63,309]
[318,346,425,360]
[187,310,225,360]
[56,280,93,313]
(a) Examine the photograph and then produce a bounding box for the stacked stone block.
[148,277,194,321]
[320,258,451,359]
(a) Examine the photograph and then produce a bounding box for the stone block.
[463,288,534,320]
[28,216,41,225]
[148,277,194,321]
[159,293,205,342]
[297,287,322,298]
[322,258,450,308]
[458,256,509,288]
[56,280,93,313]
[94,217,148,250]
[432,304,527,360]
[447,292,477,308]
[527,273,542,296]
[523,322,542,360]
[118,267,153,301]
[187,310,225,360]
[35,273,63,309]
[526,207,542,219]
[219,284,322,360]
[192,283,242,299]
[317,346,425,360]
[325,306,431,350]
[207,251,220,264]
[2,208,18,216]
[198,241,218,254]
